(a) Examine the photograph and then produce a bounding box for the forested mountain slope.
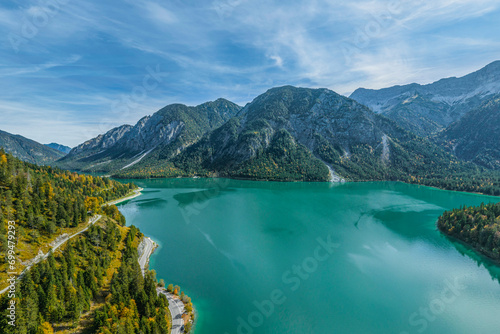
[56,98,241,173]
[0,130,65,165]
[435,95,500,170]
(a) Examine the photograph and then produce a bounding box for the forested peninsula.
[438,202,500,261]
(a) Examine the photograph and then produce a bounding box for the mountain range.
[0,130,65,165]
[1,61,498,190]
[45,142,72,154]
[350,61,500,137]
[434,95,500,169]
[56,99,241,173]
[54,84,487,184]
[167,86,472,182]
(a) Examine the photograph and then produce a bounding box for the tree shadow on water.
[133,198,168,208]
[444,234,500,285]
[173,187,237,208]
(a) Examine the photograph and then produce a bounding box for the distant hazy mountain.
[435,95,500,170]
[116,86,477,182]
[0,130,65,164]
[350,61,500,136]
[56,98,241,172]
[45,143,72,154]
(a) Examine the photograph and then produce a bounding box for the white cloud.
[0,55,81,76]
[0,95,169,147]
[1,0,500,145]
[273,55,283,67]
[145,2,178,25]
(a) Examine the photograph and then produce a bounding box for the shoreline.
[106,187,144,206]
[439,229,500,266]
[156,286,197,334]
[114,175,500,198]
[190,304,198,334]
[139,236,197,333]
[120,188,196,333]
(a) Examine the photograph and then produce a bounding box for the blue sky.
[1,0,500,147]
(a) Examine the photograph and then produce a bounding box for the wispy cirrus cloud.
[0,55,81,76]
[144,2,178,25]
[1,0,499,146]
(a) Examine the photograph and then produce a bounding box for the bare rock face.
[69,124,133,156]
[350,61,500,136]
[56,99,241,172]
[173,85,463,181]
[436,95,500,170]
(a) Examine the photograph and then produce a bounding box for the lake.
[117,179,500,334]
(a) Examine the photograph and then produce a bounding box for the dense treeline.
[114,161,186,179]
[438,202,500,260]
[0,218,122,333]
[408,172,500,196]
[322,134,500,196]
[0,219,171,333]
[94,226,171,334]
[114,133,500,196]
[0,152,174,333]
[0,149,135,263]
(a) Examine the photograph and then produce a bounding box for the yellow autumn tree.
[85,196,101,214]
[36,322,54,334]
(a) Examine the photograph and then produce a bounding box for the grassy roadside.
[0,218,95,292]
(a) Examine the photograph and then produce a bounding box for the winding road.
[157,288,186,334]
[45,214,102,257]
[3,186,188,334]
[139,237,186,333]
[0,214,102,295]
[138,238,186,333]
[138,237,156,275]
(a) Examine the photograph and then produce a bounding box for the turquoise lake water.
[117,179,500,334]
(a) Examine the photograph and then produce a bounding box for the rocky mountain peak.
[349,60,500,136]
